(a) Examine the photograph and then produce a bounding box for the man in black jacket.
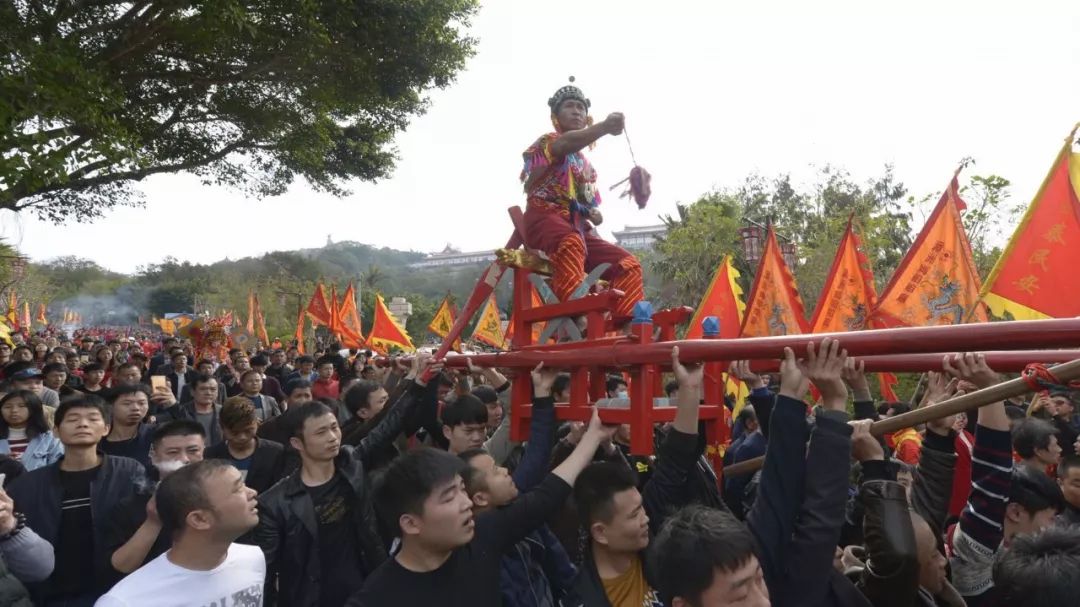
[255,354,441,607]
[164,351,197,399]
[147,337,177,376]
[8,397,146,606]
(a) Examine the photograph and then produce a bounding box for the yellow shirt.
[601,555,663,607]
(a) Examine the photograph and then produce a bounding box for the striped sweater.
[949,424,1012,606]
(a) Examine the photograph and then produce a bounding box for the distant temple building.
[409,245,497,269]
[612,224,667,251]
[410,225,667,269]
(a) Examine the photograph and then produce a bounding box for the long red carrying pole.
[387,349,1080,374]
[738,350,1080,374]
[433,318,1080,368]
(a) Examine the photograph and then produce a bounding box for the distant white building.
[410,225,667,268]
[409,245,496,269]
[612,225,667,251]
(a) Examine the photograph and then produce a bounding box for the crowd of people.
[0,329,1073,606]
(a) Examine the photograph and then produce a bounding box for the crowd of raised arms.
[0,329,1074,607]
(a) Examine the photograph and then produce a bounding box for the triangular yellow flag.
[471,295,506,349]
[428,295,462,352]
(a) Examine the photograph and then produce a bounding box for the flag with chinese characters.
[305,283,333,327]
[428,294,462,352]
[337,283,364,349]
[741,226,809,337]
[471,295,506,349]
[810,217,899,400]
[810,218,877,334]
[981,131,1080,319]
[368,294,414,354]
[875,176,988,327]
[687,255,746,339]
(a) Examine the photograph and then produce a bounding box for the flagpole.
[907,372,926,404]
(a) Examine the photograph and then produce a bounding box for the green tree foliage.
[33,256,127,300]
[652,168,914,314]
[958,174,1018,278]
[649,192,743,309]
[0,0,478,221]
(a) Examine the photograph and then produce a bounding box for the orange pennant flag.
[328,284,343,337]
[337,283,365,349]
[305,283,333,327]
[21,301,30,329]
[810,218,878,333]
[428,294,462,352]
[879,372,900,402]
[687,255,746,339]
[504,284,546,347]
[684,254,749,411]
[294,303,306,354]
[981,128,1080,320]
[741,227,809,337]
[252,293,270,346]
[471,295,506,349]
[246,291,256,334]
[809,217,899,401]
[875,175,987,327]
[368,294,414,354]
[35,303,47,326]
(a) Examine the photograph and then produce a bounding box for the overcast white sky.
[3,0,1078,274]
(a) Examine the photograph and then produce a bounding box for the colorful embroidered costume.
[519,83,644,324]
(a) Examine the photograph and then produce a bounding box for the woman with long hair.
[0,390,63,470]
[31,341,49,367]
[92,343,117,387]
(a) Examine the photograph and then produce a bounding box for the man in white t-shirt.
[95,460,265,607]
